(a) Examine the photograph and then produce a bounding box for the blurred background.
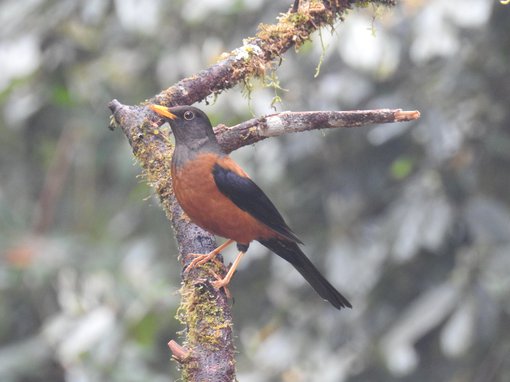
[1,0,509,381]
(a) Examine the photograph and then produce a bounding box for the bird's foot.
[184,239,235,273]
[209,250,246,297]
[185,252,217,272]
[210,271,232,299]
[211,274,229,290]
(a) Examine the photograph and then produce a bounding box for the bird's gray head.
[149,105,221,153]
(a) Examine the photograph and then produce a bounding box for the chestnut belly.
[172,153,274,244]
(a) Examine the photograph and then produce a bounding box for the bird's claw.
[210,271,232,299]
[185,252,220,273]
[184,240,234,273]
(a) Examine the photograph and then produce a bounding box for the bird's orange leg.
[212,250,246,289]
[185,239,234,272]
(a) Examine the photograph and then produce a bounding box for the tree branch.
[107,1,403,381]
[215,109,420,153]
[149,0,396,107]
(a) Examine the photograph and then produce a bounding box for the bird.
[148,104,352,310]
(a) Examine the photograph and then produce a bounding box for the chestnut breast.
[172,153,274,244]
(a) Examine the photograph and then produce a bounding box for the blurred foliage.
[1,0,510,381]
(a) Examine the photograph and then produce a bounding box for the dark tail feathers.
[259,238,352,310]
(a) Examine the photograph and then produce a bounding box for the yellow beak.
[149,104,177,120]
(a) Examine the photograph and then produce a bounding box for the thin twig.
[32,128,78,234]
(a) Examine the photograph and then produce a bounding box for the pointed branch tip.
[395,110,421,122]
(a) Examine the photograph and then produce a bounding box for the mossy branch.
[148,0,396,108]
[107,1,400,381]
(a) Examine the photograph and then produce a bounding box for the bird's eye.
[183,110,195,120]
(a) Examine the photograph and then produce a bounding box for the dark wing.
[212,162,302,244]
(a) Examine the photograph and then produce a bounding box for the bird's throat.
[172,140,222,170]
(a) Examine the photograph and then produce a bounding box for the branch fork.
[108,1,408,381]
